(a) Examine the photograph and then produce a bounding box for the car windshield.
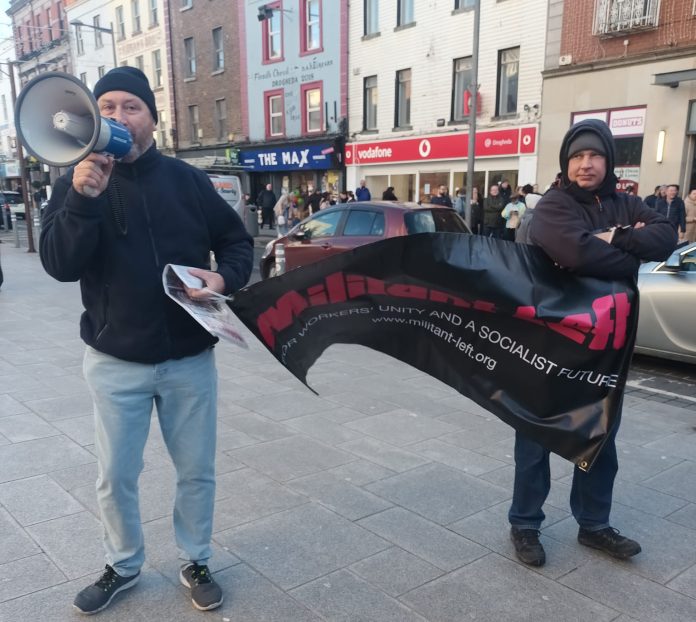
[2,194,23,205]
[404,209,469,234]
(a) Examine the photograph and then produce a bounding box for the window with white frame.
[149,0,158,26]
[98,65,106,78]
[363,75,377,130]
[264,5,282,61]
[188,105,200,142]
[303,0,321,52]
[116,6,126,39]
[135,55,144,72]
[158,110,167,147]
[131,0,141,34]
[452,56,472,121]
[397,0,414,26]
[75,25,84,55]
[93,15,103,48]
[364,0,378,35]
[184,37,196,77]
[395,68,411,128]
[496,47,518,116]
[215,98,227,141]
[152,49,162,87]
[593,0,661,35]
[212,27,224,71]
[267,91,284,136]
[303,84,322,133]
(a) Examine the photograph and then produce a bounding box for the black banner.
[229,234,637,470]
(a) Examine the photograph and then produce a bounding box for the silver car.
[635,241,696,363]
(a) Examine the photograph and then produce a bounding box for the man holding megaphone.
[37,67,253,615]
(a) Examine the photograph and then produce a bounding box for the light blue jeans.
[83,346,217,577]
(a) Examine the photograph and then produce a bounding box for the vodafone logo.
[484,138,492,148]
[522,134,532,147]
[346,149,352,161]
[419,139,431,158]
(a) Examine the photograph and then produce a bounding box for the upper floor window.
[93,16,103,48]
[184,37,196,77]
[397,0,414,26]
[496,47,518,116]
[98,66,106,78]
[158,110,167,147]
[56,3,64,32]
[363,75,378,130]
[301,0,322,53]
[149,0,159,26]
[135,55,144,72]
[188,104,200,143]
[215,98,227,142]
[80,72,87,83]
[594,0,661,35]
[302,82,323,134]
[152,49,162,87]
[46,8,53,41]
[395,68,411,128]
[116,6,126,39]
[266,90,285,137]
[75,25,84,55]
[181,0,192,8]
[212,27,224,71]
[452,56,472,122]
[263,3,283,62]
[131,0,142,34]
[364,0,378,35]
[454,0,475,9]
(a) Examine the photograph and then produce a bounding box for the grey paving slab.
[643,461,696,503]
[215,503,390,590]
[213,425,261,452]
[234,390,332,420]
[24,393,95,422]
[338,437,431,472]
[365,463,509,525]
[327,459,398,486]
[438,418,515,451]
[609,477,689,517]
[221,411,296,442]
[349,547,443,597]
[401,554,618,622]
[0,431,8,446]
[286,412,365,445]
[666,502,696,530]
[51,414,95,446]
[0,553,67,603]
[409,438,508,475]
[0,435,95,483]
[618,414,684,446]
[212,467,308,531]
[37,373,90,396]
[666,562,696,599]
[0,507,41,564]
[357,507,487,571]
[0,475,85,526]
[609,441,685,484]
[345,409,460,446]
[559,560,696,622]
[286,471,393,520]
[321,405,371,424]
[49,462,98,492]
[325,390,399,415]
[0,393,29,417]
[26,511,104,580]
[291,569,428,622]
[230,435,354,482]
[0,411,61,442]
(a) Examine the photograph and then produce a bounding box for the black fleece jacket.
[530,119,676,279]
[40,144,253,364]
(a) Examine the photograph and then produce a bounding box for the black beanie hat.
[93,67,158,124]
[567,131,606,158]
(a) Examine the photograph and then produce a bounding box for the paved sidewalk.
[0,242,695,621]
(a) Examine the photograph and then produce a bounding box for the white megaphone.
[14,71,133,169]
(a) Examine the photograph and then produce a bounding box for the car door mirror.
[293,229,307,241]
[664,253,682,270]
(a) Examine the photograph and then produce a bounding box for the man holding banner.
[508,119,677,567]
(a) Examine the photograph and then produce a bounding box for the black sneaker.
[179,563,223,611]
[73,565,140,615]
[578,527,641,559]
[510,527,546,566]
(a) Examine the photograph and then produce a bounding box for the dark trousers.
[508,422,619,531]
[483,225,502,238]
[261,206,274,228]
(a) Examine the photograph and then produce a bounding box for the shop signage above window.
[571,106,646,137]
[345,126,537,166]
[238,141,340,171]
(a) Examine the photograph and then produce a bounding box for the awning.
[653,69,696,88]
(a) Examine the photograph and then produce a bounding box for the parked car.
[0,190,25,226]
[260,201,471,279]
[635,241,696,363]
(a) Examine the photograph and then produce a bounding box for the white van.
[208,174,243,215]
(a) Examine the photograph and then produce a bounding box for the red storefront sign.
[345,126,537,165]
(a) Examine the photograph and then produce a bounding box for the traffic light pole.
[464,0,481,231]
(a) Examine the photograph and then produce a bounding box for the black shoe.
[73,565,140,615]
[510,527,546,566]
[578,527,641,559]
[180,563,223,611]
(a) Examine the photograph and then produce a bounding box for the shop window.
[496,47,519,117]
[390,173,415,202]
[364,0,379,35]
[452,171,487,197]
[262,2,283,63]
[419,171,449,203]
[301,0,322,53]
[265,89,285,138]
[363,75,378,130]
[302,81,323,134]
[452,56,472,122]
[395,68,411,129]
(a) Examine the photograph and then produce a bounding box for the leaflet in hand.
[162,264,248,349]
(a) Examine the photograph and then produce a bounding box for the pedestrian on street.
[347,190,357,202]
[39,66,253,615]
[483,184,504,237]
[430,185,453,207]
[257,183,277,229]
[684,188,696,242]
[656,184,687,241]
[508,118,676,568]
[501,193,525,241]
[356,179,371,201]
[382,186,398,201]
[643,185,663,210]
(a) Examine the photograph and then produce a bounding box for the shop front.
[239,138,345,201]
[344,126,538,202]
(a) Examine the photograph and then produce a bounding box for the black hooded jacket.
[530,119,676,279]
[40,144,253,364]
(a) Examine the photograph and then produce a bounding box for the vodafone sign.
[345,126,537,165]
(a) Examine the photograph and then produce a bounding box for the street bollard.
[33,216,41,238]
[12,214,19,248]
[2,208,9,231]
[274,243,286,276]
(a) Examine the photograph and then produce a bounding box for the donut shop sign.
[345,126,537,165]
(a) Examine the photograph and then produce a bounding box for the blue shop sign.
[239,143,336,171]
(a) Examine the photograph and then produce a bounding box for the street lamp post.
[70,20,117,69]
[465,0,481,231]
